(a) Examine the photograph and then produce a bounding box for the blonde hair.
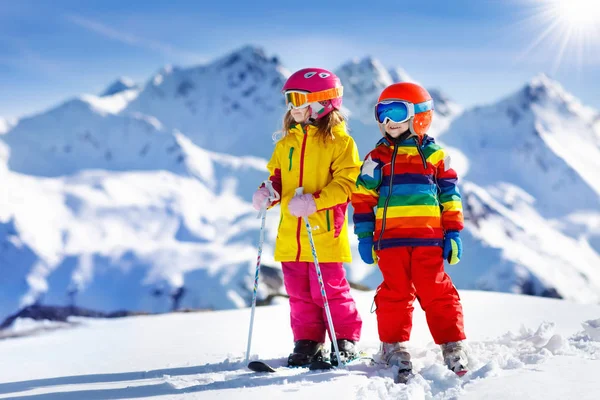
[277,109,346,143]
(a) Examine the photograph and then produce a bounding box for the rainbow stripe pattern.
[352,135,464,250]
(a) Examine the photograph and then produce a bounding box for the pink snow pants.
[282,261,362,343]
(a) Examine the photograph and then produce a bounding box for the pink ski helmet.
[282,68,343,120]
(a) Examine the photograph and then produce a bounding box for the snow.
[0,118,8,135]
[0,291,599,399]
[0,143,274,318]
[80,90,140,115]
[0,117,16,135]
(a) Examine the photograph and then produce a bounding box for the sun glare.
[551,0,600,29]
[518,0,600,71]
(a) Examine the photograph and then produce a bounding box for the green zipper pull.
[288,147,294,171]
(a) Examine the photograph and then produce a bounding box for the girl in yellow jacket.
[252,68,362,367]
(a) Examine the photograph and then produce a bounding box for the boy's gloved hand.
[443,230,462,265]
[358,236,377,265]
[288,194,317,217]
[252,187,272,211]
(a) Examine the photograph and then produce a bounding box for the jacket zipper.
[377,143,399,250]
[414,137,427,170]
[295,126,308,261]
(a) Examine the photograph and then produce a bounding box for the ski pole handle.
[265,180,277,200]
[256,180,279,219]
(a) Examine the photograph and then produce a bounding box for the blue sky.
[1,0,599,119]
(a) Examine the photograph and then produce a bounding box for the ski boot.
[441,341,469,376]
[381,342,413,384]
[287,340,324,367]
[330,339,358,366]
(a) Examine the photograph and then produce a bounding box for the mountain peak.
[388,66,415,83]
[100,77,139,97]
[506,73,597,121]
[212,45,282,71]
[523,73,568,103]
[337,57,393,84]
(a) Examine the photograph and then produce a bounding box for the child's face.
[385,120,410,138]
[290,107,310,123]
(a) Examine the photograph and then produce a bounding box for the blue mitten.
[358,236,376,265]
[443,230,462,265]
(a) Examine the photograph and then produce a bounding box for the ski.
[247,360,278,373]
[248,352,372,373]
[247,360,331,373]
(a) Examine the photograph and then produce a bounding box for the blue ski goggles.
[374,99,434,124]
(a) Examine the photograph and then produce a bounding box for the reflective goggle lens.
[375,101,410,124]
[284,91,309,109]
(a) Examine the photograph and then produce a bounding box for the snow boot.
[381,342,413,383]
[287,340,324,367]
[441,341,469,376]
[330,339,358,366]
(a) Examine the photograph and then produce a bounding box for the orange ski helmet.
[376,82,434,136]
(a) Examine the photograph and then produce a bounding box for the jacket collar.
[377,134,435,148]
[289,121,347,137]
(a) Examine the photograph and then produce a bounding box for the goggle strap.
[306,87,344,103]
[414,99,434,113]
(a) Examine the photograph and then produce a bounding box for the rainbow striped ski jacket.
[352,135,464,250]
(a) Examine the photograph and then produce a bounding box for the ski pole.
[295,187,343,367]
[245,180,276,365]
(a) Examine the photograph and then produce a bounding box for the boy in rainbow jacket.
[351,82,468,381]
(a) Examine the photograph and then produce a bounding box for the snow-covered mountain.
[124,46,288,159]
[0,45,599,321]
[1,291,599,399]
[2,93,186,177]
[443,74,600,216]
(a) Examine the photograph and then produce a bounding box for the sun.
[518,0,600,71]
[548,0,600,29]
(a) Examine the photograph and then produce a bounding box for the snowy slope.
[0,137,279,319]
[0,291,599,399]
